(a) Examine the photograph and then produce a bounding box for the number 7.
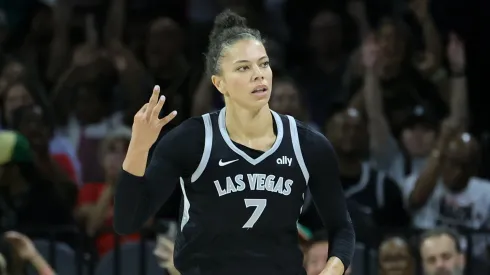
[243,199,267,228]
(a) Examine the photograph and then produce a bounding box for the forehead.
[222,39,267,64]
[421,235,457,255]
[380,239,409,255]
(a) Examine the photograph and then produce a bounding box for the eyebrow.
[233,56,268,64]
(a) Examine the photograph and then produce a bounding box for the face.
[270,81,302,117]
[377,21,405,70]
[3,84,33,125]
[379,238,413,275]
[309,11,342,56]
[0,61,25,90]
[401,124,436,157]
[420,235,464,275]
[146,18,183,72]
[440,136,476,190]
[212,39,273,111]
[305,241,329,275]
[75,87,105,124]
[327,109,368,156]
[17,106,51,151]
[102,138,129,180]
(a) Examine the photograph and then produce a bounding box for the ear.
[211,75,226,96]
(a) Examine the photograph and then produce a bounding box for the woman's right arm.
[114,118,203,234]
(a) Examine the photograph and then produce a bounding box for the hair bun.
[210,9,247,38]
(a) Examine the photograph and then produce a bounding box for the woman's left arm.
[300,127,355,275]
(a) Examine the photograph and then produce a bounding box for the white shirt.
[403,175,490,255]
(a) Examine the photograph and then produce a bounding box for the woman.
[114,10,354,275]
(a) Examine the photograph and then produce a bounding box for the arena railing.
[10,226,490,275]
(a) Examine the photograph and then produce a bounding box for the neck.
[225,103,273,141]
[337,153,362,177]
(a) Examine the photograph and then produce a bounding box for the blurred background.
[0,0,489,274]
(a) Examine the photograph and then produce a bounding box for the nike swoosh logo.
[219,159,239,166]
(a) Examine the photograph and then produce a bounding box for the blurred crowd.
[0,0,489,274]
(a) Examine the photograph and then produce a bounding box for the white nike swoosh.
[219,159,239,166]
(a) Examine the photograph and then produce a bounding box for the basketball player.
[114,10,355,275]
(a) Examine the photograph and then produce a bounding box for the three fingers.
[139,85,177,127]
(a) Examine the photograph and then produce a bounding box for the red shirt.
[78,182,140,256]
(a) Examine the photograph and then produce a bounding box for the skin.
[210,38,345,275]
[420,234,464,275]
[269,80,304,119]
[3,84,34,126]
[378,237,413,275]
[401,124,437,158]
[305,241,329,275]
[441,133,480,191]
[124,37,346,275]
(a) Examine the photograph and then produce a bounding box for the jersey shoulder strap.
[285,115,310,183]
[190,113,213,183]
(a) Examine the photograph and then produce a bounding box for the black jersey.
[114,108,356,275]
[175,109,308,274]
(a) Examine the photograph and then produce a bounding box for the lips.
[252,85,268,93]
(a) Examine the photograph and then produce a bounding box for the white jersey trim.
[191,113,213,183]
[287,116,309,184]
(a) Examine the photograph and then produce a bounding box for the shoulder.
[293,118,334,153]
[468,177,490,192]
[284,116,337,165]
[159,115,206,143]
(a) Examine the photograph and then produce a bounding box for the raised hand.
[72,14,99,67]
[131,85,177,151]
[409,0,429,22]
[4,231,38,261]
[361,35,379,70]
[447,32,465,74]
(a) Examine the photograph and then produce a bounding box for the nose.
[252,64,265,81]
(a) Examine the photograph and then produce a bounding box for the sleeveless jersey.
[174,108,309,275]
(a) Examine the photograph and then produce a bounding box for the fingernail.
[160,95,165,101]
[155,85,160,91]
[172,111,177,115]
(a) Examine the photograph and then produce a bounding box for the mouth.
[251,85,269,95]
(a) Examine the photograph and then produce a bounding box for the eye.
[261,61,270,68]
[237,66,249,72]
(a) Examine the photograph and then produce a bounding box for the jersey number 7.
[242,199,267,228]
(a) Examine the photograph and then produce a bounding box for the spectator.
[0,131,74,235]
[303,231,352,275]
[293,10,351,126]
[154,234,179,275]
[378,236,414,275]
[4,231,56,275]
[11,104,80,185]
[361,32,468,186]
[348,16,447,136]
[76,127,140,256]
[419,227,465,275]
[404,130,490,262]
[0,79,48,129]
[269,77,315,128]
[321,108,410,231]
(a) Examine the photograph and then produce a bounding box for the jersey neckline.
[218,107,284,166]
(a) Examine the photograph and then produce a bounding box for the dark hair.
[11,103,55,133]
[205,9,264,76]
[419,227,462,253]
